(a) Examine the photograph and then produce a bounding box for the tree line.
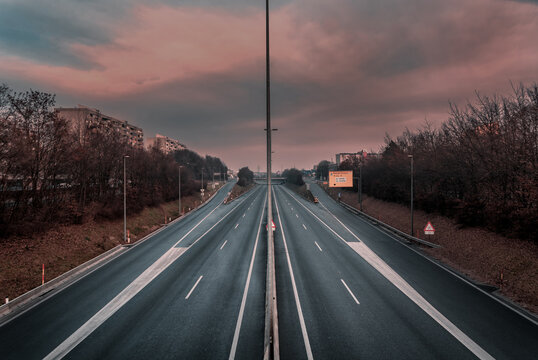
[0,84,227,238]
[282,168,304,186]
[319,83,538,241]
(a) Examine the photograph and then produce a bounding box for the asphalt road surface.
[273,181,538,360]
[1,180,537,359]
[0,182,268,360]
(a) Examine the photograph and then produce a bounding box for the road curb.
[0,182,230,324]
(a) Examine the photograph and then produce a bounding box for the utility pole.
[409,154,414,236]
[123,155,129,243]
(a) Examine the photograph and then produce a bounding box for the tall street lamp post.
[201,169,204,201]
[359,160,363,212]
[409,154,414,236]
[123,155,129,243]
[178,165,182,216]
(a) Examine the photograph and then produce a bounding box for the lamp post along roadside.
[359,160,363,212]
[123,155,129,243]
[409,154,414,236]
[178,165,182,216]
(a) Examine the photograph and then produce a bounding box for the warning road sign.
[424,222,435,235]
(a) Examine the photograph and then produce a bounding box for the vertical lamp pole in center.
[266,0,273,244]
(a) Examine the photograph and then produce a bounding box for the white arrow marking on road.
[185,276,203,300]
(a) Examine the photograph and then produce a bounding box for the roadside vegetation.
[0,84,228,239]
[282,168,315,202]
[227,166,256,202]
[317,83,538,242]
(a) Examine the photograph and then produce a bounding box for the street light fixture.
[123,155,130,243]
[408,154,414,236]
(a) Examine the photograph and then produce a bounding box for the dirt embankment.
[322,184,538,315]
[0,184,223,301]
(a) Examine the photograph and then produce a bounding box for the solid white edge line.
[44,188,260,360]
[314,241,322,252]
[274,187,314,360]
[282,187,494,360]
[220,240,228,250]
[229,195,267,359]
[185,275,203,300]
[319,187,538,327]
[341,279,360,304]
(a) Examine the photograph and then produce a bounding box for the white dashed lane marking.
[185,276,203,300]
[341,279,360,304]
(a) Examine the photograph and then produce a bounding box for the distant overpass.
[254,177,285,185]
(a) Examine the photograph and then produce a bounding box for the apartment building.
[335,151,381,166]
[55,105,144,148]
[146,134,186,154]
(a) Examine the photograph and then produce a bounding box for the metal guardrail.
[0,183,230,321]
[339,201,441,248]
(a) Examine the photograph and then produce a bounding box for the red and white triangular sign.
[424,221,435,235]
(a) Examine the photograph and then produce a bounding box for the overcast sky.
[1,0,537,170]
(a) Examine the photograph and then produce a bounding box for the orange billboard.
[329,171,353,187]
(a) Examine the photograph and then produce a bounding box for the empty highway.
[0,181,537,359]
[273,182,538,359]
[0,182,268,360]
